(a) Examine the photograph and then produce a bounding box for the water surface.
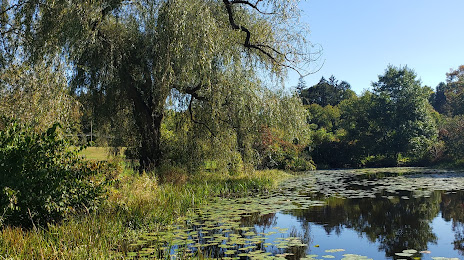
[130,168,464,259]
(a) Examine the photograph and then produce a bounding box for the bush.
[255,126,315,171]
[0,119,104,228]
[311,140,361,168]
[361,155,399,168]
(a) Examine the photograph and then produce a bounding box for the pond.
[129,168,464,260]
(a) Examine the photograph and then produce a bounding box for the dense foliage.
[430,65,464,116]
[0,0,463,257]
[0,0,463,234]
[439,115,464,162]
[300,66,441,168]
[299,76,356,106]
[0,62,81,132]
[368,66,438,161]
[1,0,464,258]
[161,82,314,172]
[0,119,104,227]
[0,0,314,172]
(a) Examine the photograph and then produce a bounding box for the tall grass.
[0,162,290,259]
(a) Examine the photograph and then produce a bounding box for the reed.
[0,163,290,259]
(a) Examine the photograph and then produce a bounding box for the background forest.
[300,65,464,168]
[3,60,463,173]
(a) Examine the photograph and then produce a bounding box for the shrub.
[361,155,399,168]
[0,118,104,228]
[310,140,362,169]
[255,126,315,171]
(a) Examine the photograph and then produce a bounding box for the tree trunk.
[137,110,163,172]
[123,68,165,172]
[131,88,164,172]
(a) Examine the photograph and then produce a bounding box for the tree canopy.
[370,66,437,159]
[1,0,315,171]
[299,75,356,106]
[430,65,464,116]
[0,62,80,132]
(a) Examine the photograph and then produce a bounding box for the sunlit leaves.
[0,62,80,132]
[1,0,314,168]
[370,66,438,159]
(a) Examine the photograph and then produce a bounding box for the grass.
[0,158,291,259]
[79,147,114,161]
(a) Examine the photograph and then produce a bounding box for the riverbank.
[0,162,291,259]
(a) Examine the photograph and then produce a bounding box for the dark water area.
[130,168,464,259]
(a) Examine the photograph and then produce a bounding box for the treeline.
[4,64,462,175]
[3,0,459,177]
[299,65,464,168]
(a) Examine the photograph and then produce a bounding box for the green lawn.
[79,147,119,161]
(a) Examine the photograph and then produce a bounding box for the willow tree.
[1,0,314,171]
[182,67,311,171]
[0,62,81,132]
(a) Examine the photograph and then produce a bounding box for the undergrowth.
[0,161,291,259]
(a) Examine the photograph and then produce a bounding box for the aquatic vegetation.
[129,167,464,259]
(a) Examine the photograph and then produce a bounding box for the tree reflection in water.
[131,178,464,259]
[440,191,464,255]
[286,190,449,258]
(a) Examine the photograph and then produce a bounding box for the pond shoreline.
[0,168,290,259]
[127,167,464,259]
[2,167,463,259]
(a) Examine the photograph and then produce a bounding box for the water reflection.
[274,190,464,259]
[440,191,464,254]
[130,170,464,259]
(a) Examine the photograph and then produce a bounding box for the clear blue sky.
[287,0,464,94]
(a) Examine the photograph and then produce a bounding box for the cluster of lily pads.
[127,167,464,259]
[275,168,464,201]
[394,249,459,260]
[127,196,317,259]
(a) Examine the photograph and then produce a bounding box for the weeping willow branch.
[179,83,216,137]
[230,0,276,15]
[223,0,274,60]
[222,0,311,77]
[187,96,216,137]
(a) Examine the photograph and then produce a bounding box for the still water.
[253,191,464,259]
[130,168,464,259]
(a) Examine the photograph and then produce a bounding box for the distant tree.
[335,67,439,166]
[370,66,438,161]
[446,65,464,82]
[339,92,377,155]
[430,82,449,114]
[440,115,464,160]
[296,76,307,96]
[306,104,341,132]
[299,76,356,106]
[430,65,464,116]
[307,103,351,168]
[444,65,464,116]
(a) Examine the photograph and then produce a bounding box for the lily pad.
[325,249,346,253]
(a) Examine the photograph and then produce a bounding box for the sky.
[286,0,464,94]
